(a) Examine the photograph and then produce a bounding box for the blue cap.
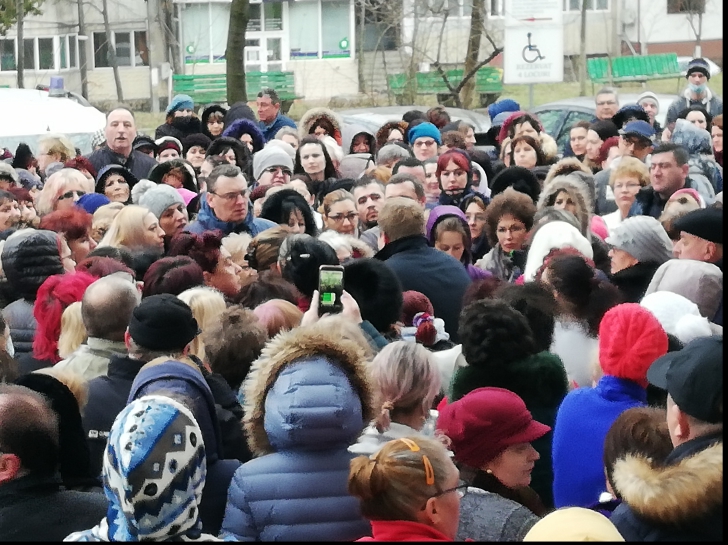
[408,122,442,145]
[76,193,111,214]
[619,120,655,141]
[166,94,195,115]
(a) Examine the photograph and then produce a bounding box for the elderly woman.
[600,157,650,235]
[133,180,189,240]
[94,164,138,204]
[35,168,94,216]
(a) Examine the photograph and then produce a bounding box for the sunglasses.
[265,166,292,176]
[59,190,86,200]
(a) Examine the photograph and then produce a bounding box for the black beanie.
[182,133,212,155]
[343,258,404,333]
[128,294,199,351]
[490,166,541,204]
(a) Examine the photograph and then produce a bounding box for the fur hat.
[640,291,717,345]
[11,143,35,170]
[181,133,212,155]
[0,162,19,184]
[523,221,594,282]
[135,180,186,220]
[222,118,266,153]
[252,146,294,181]
[605,215,674,265]
[490,166,541,204]
[343,257,404,333]
[598,303,668,387]
[147,159,197,193]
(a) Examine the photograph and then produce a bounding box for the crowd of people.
[0,56,723,542]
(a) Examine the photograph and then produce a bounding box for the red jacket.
[356,520,453,542]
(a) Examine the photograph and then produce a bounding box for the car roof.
[337,105,492,133]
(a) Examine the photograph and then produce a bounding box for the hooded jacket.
[94,164,138,201]
[127,359,243,536]
[665,85,723,125]
[154,116,203,141]
[522,221,594,283]
[375,120,409,150]
[610,432,723,541]
[538,175,594,241]
[147,159,198,194]
[221,118,266,153]
[342,124,377,156]
[299,107,344,146]
[200,104,228,140]
[1,230,65,356]
[186,193,276,237]
[425,205,492,280]
[220,320,375,542]
[671,119,723,193]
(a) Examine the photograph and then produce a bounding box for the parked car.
[338,105,491,136]
[676,56,721,78]
[529,92,675,155]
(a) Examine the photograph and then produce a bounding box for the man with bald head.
[54,273,141,381]
[86,107,157,180]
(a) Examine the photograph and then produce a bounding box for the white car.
[677,56,722,78]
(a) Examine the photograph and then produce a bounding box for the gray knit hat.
[605,215,673,265]
[133,179,185,219]
[252,146,294,181]
[637,91,660,114]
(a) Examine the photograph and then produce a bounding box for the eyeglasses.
[430,483,469,502]
[414,139,436,147]
[328,212,358,223]
[621,136,652,149]
[58,190,86,200]
[497,224,526,234]
[265,166,292,176]
[211,188,250,201]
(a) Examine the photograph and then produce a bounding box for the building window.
[489,0,504,17]
[38,37,54,70]
[667,0,705,14]
[289,0,320,58]
[23,38,35,70]
[93,30,149,68]
[415,0,474,17]
[563,0,609,10]
[322,1,350,58]
[0,38,16,71]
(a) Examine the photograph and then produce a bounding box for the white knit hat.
[605,216,673,265]
[640,291,716,344]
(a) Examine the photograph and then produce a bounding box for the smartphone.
[318,264,344,316]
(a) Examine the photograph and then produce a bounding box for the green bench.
[171,71,301,108]
[387,67,503,107]
[587,53,682,87]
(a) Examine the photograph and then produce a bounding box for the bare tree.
[226,0,249,104]
[677,0,706,57]
[100,0,123,101]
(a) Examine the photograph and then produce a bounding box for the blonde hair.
[348,436,455,521]
[35,168,94,216]
[177,286,227,362]
[33,367,89,411]
[58,301,87,359]
[97,205,153,249]
[91,202,125,243]
[318,188,355,218]
[609,156,650,188]
[222,232,253,265]
[367,165,393,185]
[38,134,76,162]
[378,197,425,242]
[500,137,512,163]
[370,341,441,433]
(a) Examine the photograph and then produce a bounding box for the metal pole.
[16,0,24,89]
[528,84,534,109]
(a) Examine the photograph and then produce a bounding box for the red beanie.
[436,387,550,469]
[598,303,668,387]
[401,290,434,327]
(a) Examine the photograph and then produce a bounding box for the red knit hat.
[598,303,668,388]
[401,290,434,327]
[436,387,550,469]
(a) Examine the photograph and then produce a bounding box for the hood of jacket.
[538,175,593,239]
[523,220,594,282]
[539,132,559,161]
[242,319,375,457]
[425,205,474,267]
[612,439,722,526]
[299,107,343,142]
[671,118,712,155]
[223,101,256,127]
[95,164,139,195]
[497,111,544,144]
[127,357,225,464]
[645,259,723,320]
[1,229,64,300]
[341,124,376,155]
[375,120,408,149]
[147,159,198,193]
[221,118,266,153]
[543,157,596,204]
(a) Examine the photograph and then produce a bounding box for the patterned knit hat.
[605,216,673,265]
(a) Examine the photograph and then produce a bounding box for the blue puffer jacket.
[220,319,376,542]
[186,194,276,237]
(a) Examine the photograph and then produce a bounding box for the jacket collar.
[374,234,429,261]
[108,354,147,380]
[366,520,453,542]
[84,337,128,355]
[194,192,255,234]
[596,375,647,403]
[0,472,61,504]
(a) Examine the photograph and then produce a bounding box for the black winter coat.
[154,116,203,141]
[86,147,158,181]
[610,261,661,303]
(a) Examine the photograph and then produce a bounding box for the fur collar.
[241,318,375,456]
[299,107,343,138]
[612,441,723,524]
[538,176,593,238]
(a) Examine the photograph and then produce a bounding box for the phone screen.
[319,268,344,313]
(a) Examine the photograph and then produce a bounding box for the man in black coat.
[86,107,157,180]
[375,196,471,343]
[0,384,108,541]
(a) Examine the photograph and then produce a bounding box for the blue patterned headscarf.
[65,395,215,542]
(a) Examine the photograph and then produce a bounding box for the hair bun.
[131,179,156,204]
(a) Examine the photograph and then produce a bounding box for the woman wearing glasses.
[35,168,94,217]
[319,189,360,237]
[349,436,463,541]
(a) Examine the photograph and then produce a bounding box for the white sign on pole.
[503,0,564,85]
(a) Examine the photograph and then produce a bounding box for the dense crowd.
[0,56,723,541]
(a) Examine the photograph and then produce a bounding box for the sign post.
[503,0,565,107]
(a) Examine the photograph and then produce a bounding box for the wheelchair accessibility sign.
[503,26,564,84]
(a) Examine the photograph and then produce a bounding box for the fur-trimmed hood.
[539,132,559,161]
[543,157,596,200]
[612,440,723,525]
[241,318,375,457]
[222,118,266,153]
[375,120,408,150]
[538,175,593,239]
[299,107,343,145]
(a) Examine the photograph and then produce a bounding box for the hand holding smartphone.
[318,264,344,316]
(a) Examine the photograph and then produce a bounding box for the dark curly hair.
[543,254,622,337]
[233,270,299,308]
[260,188,318,237]
[509,134,547,167]
[483,187,537,246]
[167,230,224,274]
[141,256,204,298]
[461,276,504,308]
[494,282,558,353]
[279,234,339,298]
[343,258,404,334]
[426,106,451,129]
[458,299,537,372]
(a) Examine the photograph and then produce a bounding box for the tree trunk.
[16,0,24,88]
[161,0,181,75]
[357,0,365,94]
[461,0,483,109]
[76,0,88,98]
[579,0,587,96]
[226,0,249,104]
[101,0,124,101]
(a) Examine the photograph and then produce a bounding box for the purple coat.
[426,205,492,281]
